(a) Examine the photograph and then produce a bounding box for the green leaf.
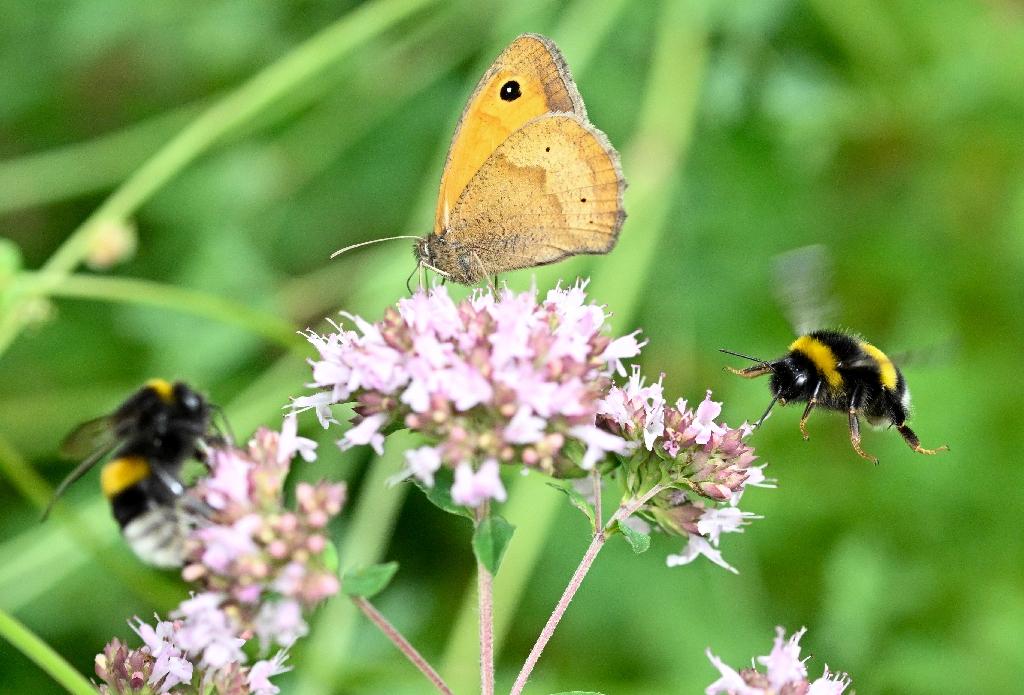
[616,520,651,554]
[546,481,597,531]
[413,467,474,520]
[472,514,516,575]
[320,539,340,574]
[549,691,606,694]
[341,561,398,598]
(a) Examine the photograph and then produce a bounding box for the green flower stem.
[16,272,302,350]
[293,433,413,695]
[0,607,96,695]
[443,1,710,689]
[508,483,667,695]
[475,505,496,695]
[351,596,454,695]
[436,2,637,688]
[0,0,439,359]
[478,558,496,695]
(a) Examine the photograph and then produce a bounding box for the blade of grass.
[15,272,302,350]
[0,607,96,695]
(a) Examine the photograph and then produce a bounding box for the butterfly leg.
[895,421,949,455]
[847,385,878,464]
[799,381,821,441]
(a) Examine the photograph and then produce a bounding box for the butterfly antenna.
[719,348,768,363]
[330,236,423,259]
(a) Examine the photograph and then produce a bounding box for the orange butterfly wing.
[434,34,585,234]
[443,113,625,282]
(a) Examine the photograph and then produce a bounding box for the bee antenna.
[719,348,770,365]
[330,236,423,259]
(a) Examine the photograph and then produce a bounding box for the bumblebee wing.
[44,417,120,520]
[773,244,838,335]
[59,416,117,459]
[41,444,114,521]
[837,356,880,371]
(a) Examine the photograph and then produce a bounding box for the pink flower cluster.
[296,283,642,507]
[95,599,289,695]
[98,421,337,692]
[182,424,344,649]
[598,368,772,573]
[705,627,852,694]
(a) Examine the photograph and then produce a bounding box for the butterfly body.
[417,34,625,284]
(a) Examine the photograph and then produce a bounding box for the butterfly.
[417,33,626,285]
[333,35,626,286]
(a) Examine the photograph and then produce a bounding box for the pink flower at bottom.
[451,460,507,507]
[705,627,852,695]
[666,535,739,574]
[248,651,290,695]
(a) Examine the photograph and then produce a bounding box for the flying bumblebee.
[721,246,948,464]
[43,379,217,567]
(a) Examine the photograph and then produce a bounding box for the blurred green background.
[2,0,1022,693]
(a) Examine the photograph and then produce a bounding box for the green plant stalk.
[294,3,553,691]
[0,607,97,695]
[0,0,440,359]
[474,505,496,695]
[436,2,633,689]
[351,596,454,695]
[508,483,668,695]
[295,433,413,695]
[15,272,302,350]
[442,0,709,689]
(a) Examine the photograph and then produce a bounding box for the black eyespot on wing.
[500,80,521,101]
[580,197,587,202]
[545,146,551,152]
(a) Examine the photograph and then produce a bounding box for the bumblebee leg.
[151,464,185,497]
[895,422,949,455]
[799,381,821,441]
[726,364,774,378]
[847,386,878,464]
[754,394,783,429]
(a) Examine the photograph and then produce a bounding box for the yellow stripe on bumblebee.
[145,378,174,403]
[101,456,150,498]
[789,335,843,388]
[858,341,898,390]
